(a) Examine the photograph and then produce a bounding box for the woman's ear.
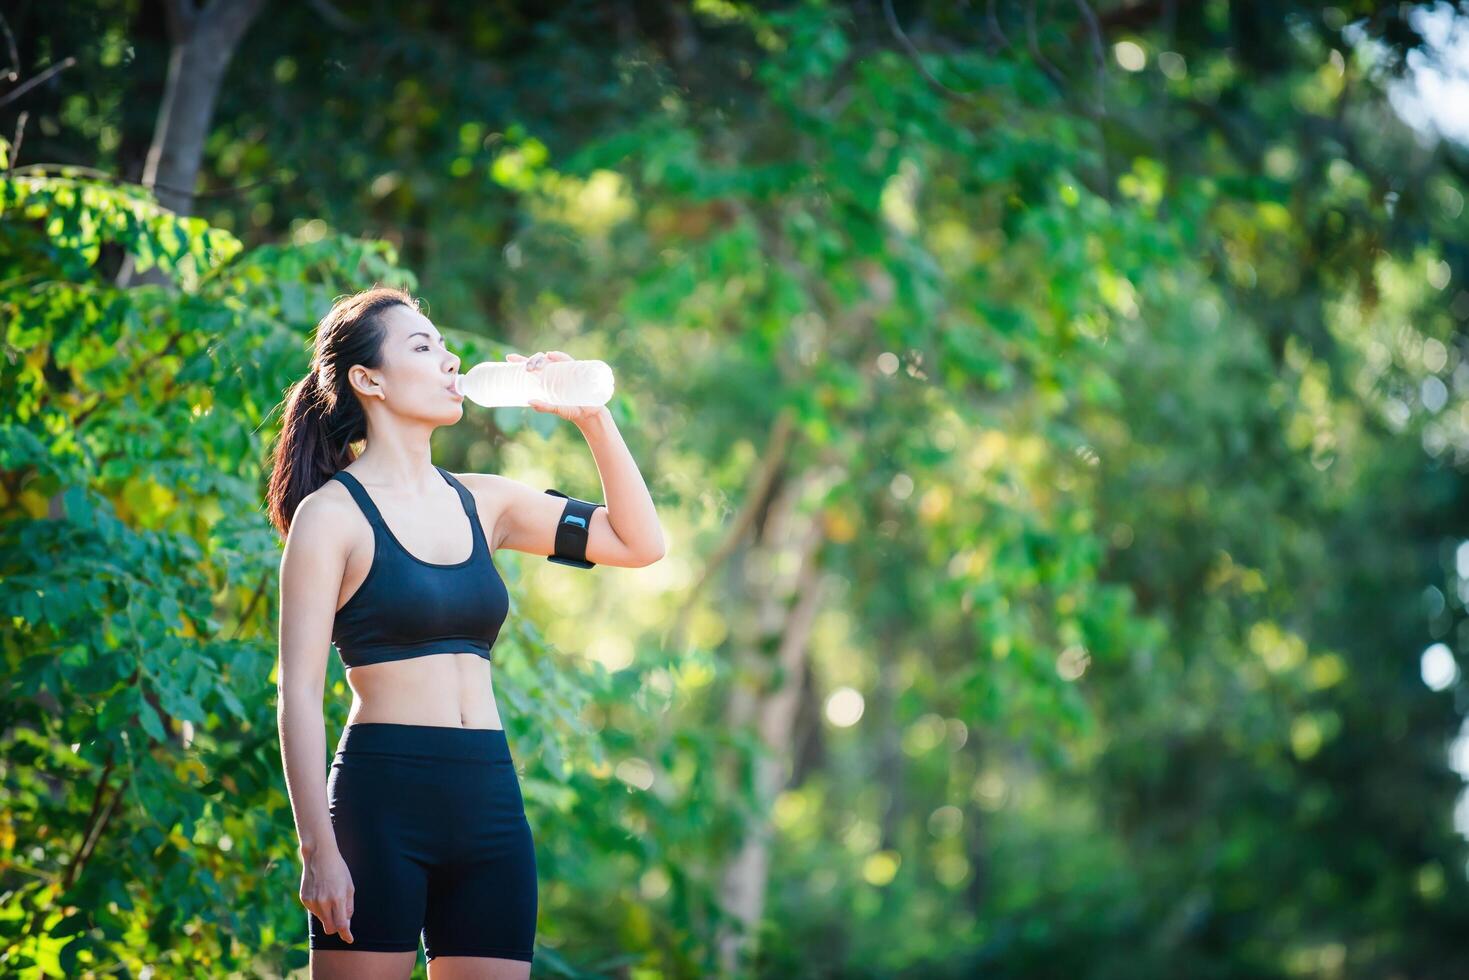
[348,365,385,400]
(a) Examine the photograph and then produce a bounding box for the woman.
[266,285,665,978]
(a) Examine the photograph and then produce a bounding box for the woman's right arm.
[277,491,355,944]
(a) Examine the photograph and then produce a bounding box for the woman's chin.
[420,403,463,424]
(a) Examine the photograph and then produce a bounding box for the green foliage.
[0,157,649,975]
[7,0,1469,977]
[0,144,759,975]
[0,157,398,973]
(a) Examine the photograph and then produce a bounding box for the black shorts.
[307,723,538,961]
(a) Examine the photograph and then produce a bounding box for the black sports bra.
[329,465,509,669]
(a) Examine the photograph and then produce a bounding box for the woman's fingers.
[306,892,353,943]
[312,901,337,937]
[332,895,353,943]
[508,350,576,378]
[507,350,573,367]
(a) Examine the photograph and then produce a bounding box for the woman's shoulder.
[302,472,356,511]
[288,475,364,540]
[448,471,519,513]
[448,470,499,492]
[446,471,510,549]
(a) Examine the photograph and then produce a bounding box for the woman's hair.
[265,284,421,539]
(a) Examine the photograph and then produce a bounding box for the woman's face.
[350,304,464,423]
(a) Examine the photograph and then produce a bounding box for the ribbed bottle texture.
[453,359,615,408]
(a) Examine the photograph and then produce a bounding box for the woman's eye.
[416,345,430,352]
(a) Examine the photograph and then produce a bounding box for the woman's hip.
[333,721,513,762]
[326,722,529,849]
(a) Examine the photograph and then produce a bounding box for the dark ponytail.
[265,285,421,539]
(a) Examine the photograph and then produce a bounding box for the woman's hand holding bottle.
[505,349,611,425]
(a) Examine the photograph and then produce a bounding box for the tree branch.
[1025,0,1069,91]
[230,570,272,641]
[669,405,798,655]
[1073,0,1107,117]
[0,56,77,111]
[9,109,27,170]
[9,162,289,199]
[0,11,19,83]
[307,0,360,31]
[61,744,126,890]
[986,0,1012,52]
[881,0,983,104]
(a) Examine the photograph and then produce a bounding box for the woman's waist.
[332,719,512,763]
[343,654,503,730]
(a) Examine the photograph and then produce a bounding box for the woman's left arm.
[564,404,666,563]
[488,350,666,567]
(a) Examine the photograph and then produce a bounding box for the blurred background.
[5,1,1469,977]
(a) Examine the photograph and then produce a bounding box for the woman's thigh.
[421,757,538,963]
[311,948,417,979]
[308,751,433,955]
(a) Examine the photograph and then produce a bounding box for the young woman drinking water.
[265,285,665,979]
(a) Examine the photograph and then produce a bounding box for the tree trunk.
[98,0,266,747]
[789,656,826,788]
[874,627,904,850]
[115,0,266,288]
[715,468,829,975]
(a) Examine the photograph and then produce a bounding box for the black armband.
[543,489,605,568]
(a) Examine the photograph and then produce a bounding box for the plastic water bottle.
[453,357,615,408]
